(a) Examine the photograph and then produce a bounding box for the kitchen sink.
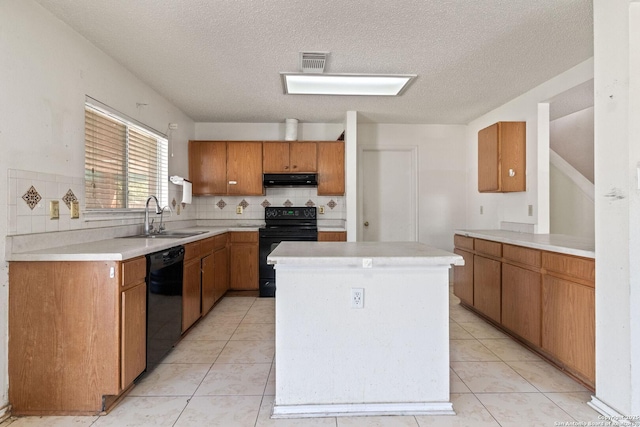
[121,231,209,239]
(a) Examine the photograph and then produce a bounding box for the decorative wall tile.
[62,189,77,209]
[22,186,42,210]
[239,199,249,209]
[283,199,293,207]
[327,199,337,209]
[261,199,271,208]
[217,199,227,209]
[305,200,315,207]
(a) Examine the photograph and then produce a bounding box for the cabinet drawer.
[122,256,146,288]
[503,244,541,268]
[213,233,228,250]
[475,239,502,258]
[454,235,474,251]
[230,231,258,243]
[542,252,595,285]
[200,237,216,254]
[184,242,202,261]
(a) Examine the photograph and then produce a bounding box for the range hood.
[263,173,318,187]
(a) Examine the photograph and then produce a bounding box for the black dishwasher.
[145,245,184,374]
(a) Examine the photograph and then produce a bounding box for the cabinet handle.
[284,165,289,170]
[508,169,516,177]
[228,180,237,185]
[292,165,297,169]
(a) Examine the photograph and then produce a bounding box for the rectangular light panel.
[281,73,416,96]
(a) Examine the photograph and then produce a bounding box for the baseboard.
[589,396,635,426]
[0,403,11,423]
[272,401,455,418]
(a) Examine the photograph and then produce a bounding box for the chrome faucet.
[144,196,162,235]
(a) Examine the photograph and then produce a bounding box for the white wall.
[550,107,595,183]
[465,59,594,233]
[195,122,343,141]
[590,0,640,418]
[549,163,595,239]
[0,1,195,416]
[357,124,467,252]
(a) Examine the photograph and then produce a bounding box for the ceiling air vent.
[299,52,328,73]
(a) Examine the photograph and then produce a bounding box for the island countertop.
[268,241,463,267]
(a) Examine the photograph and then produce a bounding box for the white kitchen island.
[267,241,463,418]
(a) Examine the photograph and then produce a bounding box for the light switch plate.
[50,201,59,219]
[70,201,80,219]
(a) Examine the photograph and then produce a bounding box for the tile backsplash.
[195,187,345,221]
[7,169,345,237]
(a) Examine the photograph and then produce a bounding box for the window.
[84,102,168,210]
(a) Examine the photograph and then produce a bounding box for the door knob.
[364,221,369,227]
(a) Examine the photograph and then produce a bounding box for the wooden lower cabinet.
[201,253,216,314]
[182,253,202,333]
[473,255,501,323]
[501,263,541,346]
[542,274,595,384]
[318,231,347,241]
[121,282,147,388]
[213,246,230,301]
[229,231,259,290]
[452,233,595,389]
[453,249,474,305]
[8,259,145,415]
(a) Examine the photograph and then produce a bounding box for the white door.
[360,146,418,241]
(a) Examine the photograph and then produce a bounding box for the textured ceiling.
[35,0,593,124]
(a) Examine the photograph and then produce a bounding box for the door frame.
[357,145,419,242]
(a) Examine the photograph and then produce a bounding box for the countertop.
[454,229,595,259]
[268,241,463,268]
[7,226,260,262]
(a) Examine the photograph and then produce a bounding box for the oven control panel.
[265,206,317,219]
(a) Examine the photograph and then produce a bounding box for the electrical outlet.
[351,288,364,309]
[319,206,325,214]
[50,201,59,219]
[70,201,80,219]
[236,205,243,214]
[528,204,533,216]
[480,205,484,215]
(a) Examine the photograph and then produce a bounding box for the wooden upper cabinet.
[478,121,526,193]
[263,141,317,173]
[189,141,227,195]
[227,142,263,195]
[190,141,263,196]
[317,141,345,195]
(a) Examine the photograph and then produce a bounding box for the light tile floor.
[1,288,602,427]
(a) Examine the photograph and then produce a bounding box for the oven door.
[259,229,316,297]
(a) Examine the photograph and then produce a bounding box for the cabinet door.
[213,247,229,302]
[230,243,258,290]
[317,142,345,195]
[263,142,290,172]
[189,141,227,195]
[318,231,347,241]
[473,255,501,323]
[201,254,216,315]
[478,123,500,192]
[227,142,263,195]
[453,249,474,305]
[502,264,541,345]
[290,142,317,172]
[542,275,595,383]
[121,282,147,389]
[499,122,526,192]
[182,257,202,332]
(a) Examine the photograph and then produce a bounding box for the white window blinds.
[85,104,168,210]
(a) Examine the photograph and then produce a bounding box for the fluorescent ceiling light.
[281,73,416,96]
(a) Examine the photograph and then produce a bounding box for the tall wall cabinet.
[478,121,526,193]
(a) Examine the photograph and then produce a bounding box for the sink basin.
[121,231,209,239]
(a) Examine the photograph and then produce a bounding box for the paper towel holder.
[169,176,191,185]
